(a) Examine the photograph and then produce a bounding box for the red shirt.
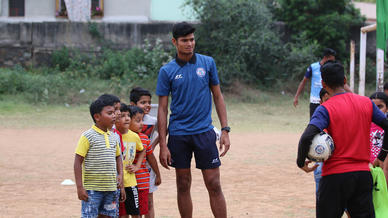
[133,133,153,190]
[322,93,372,176]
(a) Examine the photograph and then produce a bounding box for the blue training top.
[305,62,323,104]
[156,53,220,135]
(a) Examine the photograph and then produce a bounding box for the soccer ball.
[307,132,335,162]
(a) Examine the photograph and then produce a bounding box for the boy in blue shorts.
[74,95,126,218]
[130,87,161,218]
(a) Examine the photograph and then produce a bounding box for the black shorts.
[310,103,320,118]
[119,186,140,216]
[317,171,375,218]
[167,129,221,169]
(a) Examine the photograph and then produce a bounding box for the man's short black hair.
[384,82,388,91]
[120,103,129,113]
[319,88,329,101]
[128,105,144,118]
[97,94,120,106]
[89,97,115,123]
[173,22,196,39]
[321,61,345,89]
[130,87,151,104]
[322,48,336,57]
[370,92,388,106]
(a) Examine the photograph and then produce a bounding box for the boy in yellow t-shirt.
[117,103,146,218]
[74,96,125,218]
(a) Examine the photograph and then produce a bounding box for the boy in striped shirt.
[74,95,126,218]
[127,106,159,217]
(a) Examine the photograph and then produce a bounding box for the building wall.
[150,0,197,22]
[104,0,151,22]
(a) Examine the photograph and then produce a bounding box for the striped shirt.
[133,133,153,190]
[75,125,121,191]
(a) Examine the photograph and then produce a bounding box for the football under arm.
[297,124,321,168]
[376,119,388,161]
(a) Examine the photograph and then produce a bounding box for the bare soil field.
[0,128,317,218]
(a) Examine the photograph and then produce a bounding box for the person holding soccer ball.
[296,61,388,218]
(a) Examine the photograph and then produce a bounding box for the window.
[55,0,103,18]
[9,0,25,17]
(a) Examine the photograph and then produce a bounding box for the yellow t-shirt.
[122,130,144,187]
[75,125,121,191]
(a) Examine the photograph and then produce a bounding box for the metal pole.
[359,31,367,96]
[377,48,384,91]
[350,40,355,92]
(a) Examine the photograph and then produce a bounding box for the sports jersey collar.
[175,53,197,67]
[92,125,111,135]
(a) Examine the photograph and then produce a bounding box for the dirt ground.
[0,128,317,218]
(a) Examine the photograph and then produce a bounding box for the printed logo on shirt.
[196,68,206,78]
[212,158,219,164]
[175,74,183,80]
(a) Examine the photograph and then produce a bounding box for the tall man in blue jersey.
[156,22,231,218]
[294,48,344,117]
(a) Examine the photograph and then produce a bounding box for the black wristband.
[221,126,230,133]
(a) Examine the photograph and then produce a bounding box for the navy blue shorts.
[167,129,221,169]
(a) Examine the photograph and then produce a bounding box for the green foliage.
[276,0,365,60]
[186,0,319,87]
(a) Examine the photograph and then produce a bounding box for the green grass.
[0,91,310,133]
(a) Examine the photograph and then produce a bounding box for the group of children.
[74,87,161,218]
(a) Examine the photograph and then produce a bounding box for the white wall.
[103,0,151,22]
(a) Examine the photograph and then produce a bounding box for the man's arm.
[210,84,230,157]
[158,95,171,169]
[294,77,309,107]
[296,124,321,172]
[74,154,88,201]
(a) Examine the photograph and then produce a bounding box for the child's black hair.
[120,103,129,113]
[172,22,196,39]
[384,82,388,91]
[130,87,152,104]
[319,88,329,101]
[97,94,121,106]
[321,61,344,89]
[89,97,115,123]
[128,105,144,118]
[370,92,388,107]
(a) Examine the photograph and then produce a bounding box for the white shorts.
[146,161,158,193]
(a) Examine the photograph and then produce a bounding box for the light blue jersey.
[305,62,322,104]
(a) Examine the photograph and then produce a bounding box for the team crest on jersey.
[196,68,206,78]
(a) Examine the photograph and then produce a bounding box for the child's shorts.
[81,189,119,218]
[148,166,158,193]
[138,188,149,215]
[119,186,140,216]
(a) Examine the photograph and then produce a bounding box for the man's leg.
[176,168,193,218]
[202,168,227,218]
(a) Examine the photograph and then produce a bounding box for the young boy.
[297,61,388,217]
[74,95,126,218]
[127,106,160,217]
[130,87,161,218]
[116,103,146,218]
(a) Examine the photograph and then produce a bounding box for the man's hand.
[300,160,319,173]
[293,97,299,107]
[126,164,139,173]
[219,132,230,157]
[159,146,171,170]
[77,187,88,201]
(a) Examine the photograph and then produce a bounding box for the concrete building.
[0,0,197,22]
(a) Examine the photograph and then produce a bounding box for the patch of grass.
[0,91,310,133]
